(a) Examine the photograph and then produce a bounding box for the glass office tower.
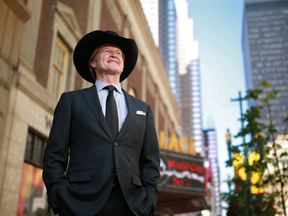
[158,0,180,103]
[175,0,203,153]
[141,1,221,214]
[139,0,159,47]
[242,0,288,133]
[203,129,222,215]
[141,0,204,154]
[188,59,203,153]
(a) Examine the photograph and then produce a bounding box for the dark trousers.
[95,177,135,216]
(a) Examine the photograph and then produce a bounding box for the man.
[42,30,160,216]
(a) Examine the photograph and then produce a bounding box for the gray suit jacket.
[42,85,160,216]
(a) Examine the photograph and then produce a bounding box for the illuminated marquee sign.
[158,131,197,155]
[158,149,206,195]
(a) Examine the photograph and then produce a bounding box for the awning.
[156,192,210,214]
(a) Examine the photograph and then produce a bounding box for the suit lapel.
[81,85,114,140]
[117,90,137,140]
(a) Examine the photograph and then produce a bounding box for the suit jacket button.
[114,142,118,147]
[111,167,116,172]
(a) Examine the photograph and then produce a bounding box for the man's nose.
[110,50,117,57]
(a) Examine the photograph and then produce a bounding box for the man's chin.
[107,67,123,74]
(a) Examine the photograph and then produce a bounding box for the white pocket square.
[136,110,146,115]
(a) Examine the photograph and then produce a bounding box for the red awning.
[156,191,210,214]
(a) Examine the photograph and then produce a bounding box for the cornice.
[2,0,31,23]
[54,1,82,40]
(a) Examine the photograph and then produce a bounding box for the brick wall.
[100,1,120,33]
[60,0,88,36]
[34,0,54,87]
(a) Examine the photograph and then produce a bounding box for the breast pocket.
[133,115,146,135]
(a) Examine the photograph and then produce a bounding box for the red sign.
[158,149,206,196]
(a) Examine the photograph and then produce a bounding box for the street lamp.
[227,176,232,193]
[226,129,232,162]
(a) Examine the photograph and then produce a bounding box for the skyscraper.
[174,0,203,154]
[242,0,288,133]
[203,128,222,216]
[158,0,179,100]
[141,1,221,214]
[139,0,159,47]
[141,0,204,154]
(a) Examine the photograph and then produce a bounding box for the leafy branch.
[222,80,288,216]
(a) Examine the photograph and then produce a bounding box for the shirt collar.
[95,80,123,94]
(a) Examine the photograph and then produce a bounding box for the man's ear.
[90,60,96,68]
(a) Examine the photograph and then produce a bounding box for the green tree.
[222,80,288,216]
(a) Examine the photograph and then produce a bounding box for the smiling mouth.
[108,60,119,64]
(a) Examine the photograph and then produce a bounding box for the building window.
[51,37,69,99]
[17,129,50,215]
[25,129,47,167]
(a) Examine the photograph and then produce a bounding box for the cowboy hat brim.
[73,30,138,83]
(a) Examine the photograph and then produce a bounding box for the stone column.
[141,56,147,102]
[0,1,31,215]
[121,15,132,91]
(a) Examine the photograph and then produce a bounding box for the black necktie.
[104,85,118,139]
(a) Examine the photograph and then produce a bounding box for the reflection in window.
[25,131,34,161]
[17,163,49,216]
[34,137,44,165]
[18,129,49,216]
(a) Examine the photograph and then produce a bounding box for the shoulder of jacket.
[64,86,94,96]
[123,89,149,107]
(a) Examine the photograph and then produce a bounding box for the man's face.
[90,44,124,77]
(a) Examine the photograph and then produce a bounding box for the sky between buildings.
[187,0,247,211]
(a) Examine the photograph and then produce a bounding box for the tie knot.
[104,85,116,92]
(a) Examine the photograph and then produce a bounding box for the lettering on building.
[45,115,52,130]
[158,131,196,155]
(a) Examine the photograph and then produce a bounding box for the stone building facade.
[0,0,181,215]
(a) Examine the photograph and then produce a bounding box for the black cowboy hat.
[73,30,138,83]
